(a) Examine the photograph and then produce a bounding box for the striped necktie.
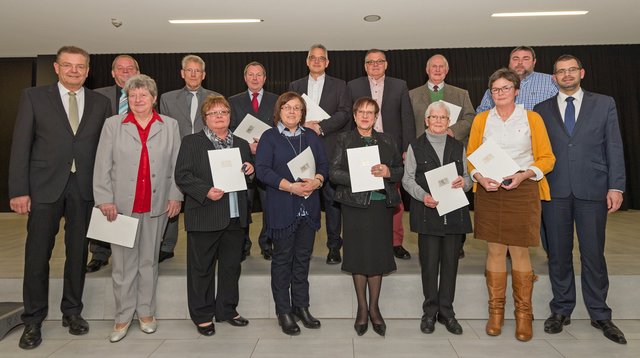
[118,91,128,114]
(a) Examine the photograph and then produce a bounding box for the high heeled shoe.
[354,322,368,336]
[372,322,386,337]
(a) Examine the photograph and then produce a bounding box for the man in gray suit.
[87,54,140,272]
[9,45,112,349]
[347,49,415,260]
[409,54,475,143]
[289,44,351,264]
[228,61,278,260]
[158,54,221,262]
[535,55,627,344]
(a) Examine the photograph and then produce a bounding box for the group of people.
[8,43,627,350]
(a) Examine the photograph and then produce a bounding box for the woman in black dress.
[329,97,403,336]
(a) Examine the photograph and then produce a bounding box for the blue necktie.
[564,96,575,135]
[118,91,128,114]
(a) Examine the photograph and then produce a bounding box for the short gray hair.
[426,54,449,71]
[308,44,328,60]
[124,74,158,98]
[182,54,205,71]
[425,100,450,118]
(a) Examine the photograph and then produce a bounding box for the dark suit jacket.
[8,83,112,203]
[347,76,415,152]
[534,91,625,201]
[175,131,252,232]
[94,85,120,114]
[289,75,351,159]
[228,90,279,131]
[159,86,222,138]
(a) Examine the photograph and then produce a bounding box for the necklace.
[283,131,302,156]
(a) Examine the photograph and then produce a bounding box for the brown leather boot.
[512,270,538,342]
[485,270,507,336]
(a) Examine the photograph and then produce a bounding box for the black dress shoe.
[544,313,571,334]
[158,251,174,263]
[19,323,42,350]
[354,322,368,336]
[437,315,463,335]
[261,249,273,261]
[326,248,342,264]
[420,315,436,334]
[216,316,249,327]
[62,314,89,335]
[86,259,107,273]
[196,323,216,336]
[591,319,627,344]
[372,322,386,337]
[293,307,321,328]
[278,313,301,336]
[393,246,411,260]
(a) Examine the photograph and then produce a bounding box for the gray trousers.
[111,212,168,324]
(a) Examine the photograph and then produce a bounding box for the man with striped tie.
[88,54,140,273]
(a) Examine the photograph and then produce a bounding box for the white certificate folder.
[233,114,272,143]
[346,145,384,193]
[424,162,469,216]
[287,147,316,180]
[467,139,520,182]
[301,94,330,121]
[87,207,139,248]
[208,147,248,193]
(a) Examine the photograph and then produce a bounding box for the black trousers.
[418,233,463,319]
[246,185,272,251]
[322,182,343,249]
[187,218,244,325]
[271,218,315,314]
[22,174,92,324]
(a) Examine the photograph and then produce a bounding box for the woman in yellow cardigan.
[467,68,555,342]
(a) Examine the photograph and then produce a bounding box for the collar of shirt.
[557,88,584,104]
[277,121,304,137]
[427,81,445,91]
[247,88,264,101]
[58,82,85,98]
[487,104,526,123]
[122,110,163,125]
[58,82,85,120]
[204,127,234,149]
[309,73,326,84]
[557,88,584,121]
[368,75,385,87]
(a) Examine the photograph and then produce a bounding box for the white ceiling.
[1,0,638,57]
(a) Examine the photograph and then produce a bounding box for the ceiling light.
[492,11,588,17]
[363,15,381,22]
[169,19,263,24]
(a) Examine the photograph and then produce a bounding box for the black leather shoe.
[278,313,301,336]
[293,307,321,328]
[19,323,42,350]
[217,316,249,327]
[372,322,386,337]
[261,249,273,261]
[420,315,436,334]
[86,259,107,273]
[158,251,174,263]
[437,315,463,335]
[326,248,342,264]
[544,313,571,334]
[393,246,411,260]
[591,319,627,344]
[62,314,89,335]
[196,323,215,336]
[354,322,368,336]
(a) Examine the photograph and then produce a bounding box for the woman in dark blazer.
[329,97,403,337]
[255,92,328,336]
[402,100,472,335]
[174,95,254,336]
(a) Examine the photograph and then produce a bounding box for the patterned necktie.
[252,92,259,113]
[433,85,439,92]
[68,91,79,172]
[118,91,128,114]
[190,92,198,133]
[565,96,576,135]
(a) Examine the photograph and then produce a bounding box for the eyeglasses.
[308,56,327,63]
[365,59,386,66]
[183,68,204,74]
[490,85,515,94]
[58,62,87,71]
[428,115,449,121]
[356,110,375,116]
[554,67,581,76]
[205,110,230,117]
[281,105,302,112]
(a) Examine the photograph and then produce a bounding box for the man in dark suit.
[534,54,627,344]
[289,44,351,264]
[87,54,140,273]
[158,54,222,262]
[8,45,112,349]
[347,49,415,259]
[228,61,278,260]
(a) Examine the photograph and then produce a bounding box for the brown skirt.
[473,179,540,247]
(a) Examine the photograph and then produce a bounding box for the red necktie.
[252,92,259,113]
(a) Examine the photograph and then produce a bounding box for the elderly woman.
[93,74,182,342]
[255,91,328,336]
[329,97,402,337]
[468,68,555,342]
[174,95,254,336]
[402,100,472,335]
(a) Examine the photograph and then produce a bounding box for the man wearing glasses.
[289,44,351,265]
[348,49,416,260]
[158,54,221,263]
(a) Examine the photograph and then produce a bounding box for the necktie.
[190,93,198,133]
[565,96,575,135]
[433,85,439,92]
[252,92,259,113]
[68,92,79,172]
[118,91,128,114]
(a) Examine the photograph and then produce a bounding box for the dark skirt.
[341,200,397,274]
[474,179,540,247]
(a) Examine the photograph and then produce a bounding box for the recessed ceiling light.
[492,11,588,17]
[363,15,381,22]
[169,19,263,24]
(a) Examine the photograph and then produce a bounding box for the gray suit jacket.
[159,86,221,138]
[93,114,183,217]
[409,83,475,143]
[347,76,415,152]
[94,85,120,114]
